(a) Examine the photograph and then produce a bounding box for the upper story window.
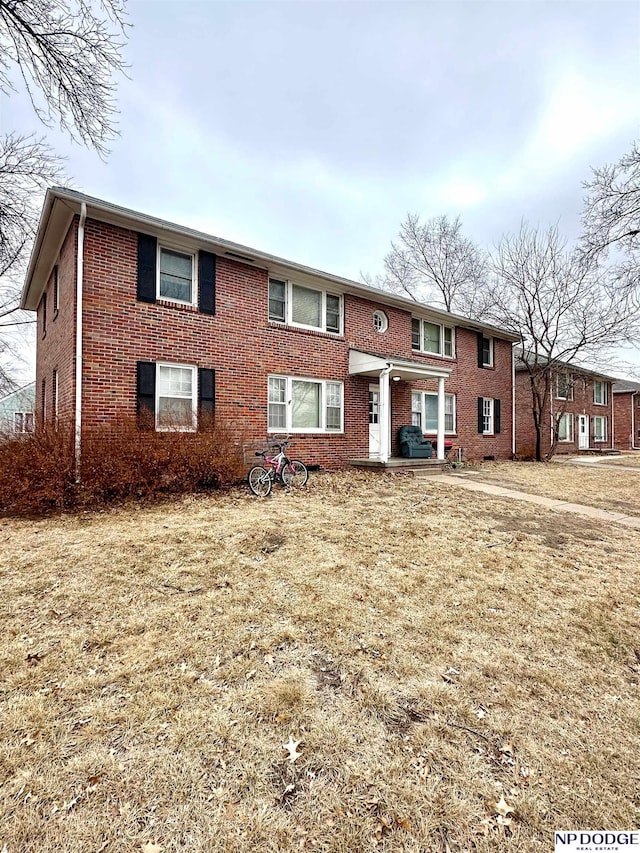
[593,381,608,405]
[556,372,574,401]
[476,333,493,368]
[269,279,342,334]
[158,247,196,305]
[373,310,388,333]
[40,289,47,337]
[411,318,455,357]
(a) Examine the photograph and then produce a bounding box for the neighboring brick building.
[515,352,616,458]
[613,379,640,451]
[21,188,519,468]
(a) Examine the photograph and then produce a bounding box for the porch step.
[350,457,451,476]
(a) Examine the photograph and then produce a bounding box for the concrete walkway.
[556,454,640,473]
[431,473,640,530]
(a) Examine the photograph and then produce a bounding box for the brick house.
[613,379,640,450]
[515,352,616,457]
[21,188,519,469]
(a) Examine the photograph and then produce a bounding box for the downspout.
[74,203,87,478]
[379,365,393,464]
[633,393,637,449]
[610,384,614,450]
[511,344,516,458]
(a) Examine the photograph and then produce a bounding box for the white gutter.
[74,203,87,476]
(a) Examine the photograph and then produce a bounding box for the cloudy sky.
[5,0,640,380]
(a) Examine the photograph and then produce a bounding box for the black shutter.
[478,397,484,434]
[198,251,216,315]
[198,368,215,427]
[137,361,156,428]
[494,399,501,434]
[137,233,157,303]
[477,332,484,368]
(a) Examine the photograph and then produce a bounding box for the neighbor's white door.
[369,385,381,458]
[578,414,589,449]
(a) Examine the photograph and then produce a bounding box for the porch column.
[379,367,392,463]
[436,376,445,460]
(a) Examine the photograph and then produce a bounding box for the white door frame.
[578,414,589,450]
[368,384,381,459]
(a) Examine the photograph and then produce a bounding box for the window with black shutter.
[136,361,156,428]
[137,233,157,303]
[198,368,215,427]
[198,251,216,315]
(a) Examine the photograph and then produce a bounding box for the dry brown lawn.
[468,461,640,515]
[1,471,639,852]
[598,454,640,469]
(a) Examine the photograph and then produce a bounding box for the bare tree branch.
[0,0,129,156]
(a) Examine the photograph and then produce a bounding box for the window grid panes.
[556,373,573,400]
[414,392,456,433]
[483,398,493,434]
[482,337,493,367]
[326,294,341,333]
[157,365,195,429]
[268,279,286,322]
[558,413,574,442]
[159,248,193,303]
[593,416,607,442]
[593,381,607,405]
[326,382,342,430]
[268,376,344,433]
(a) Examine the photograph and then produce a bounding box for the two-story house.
[515,352,616,457]
[613,379,640,451]
[21,188,519,469]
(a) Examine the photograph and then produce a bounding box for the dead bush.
[0,416,245,515]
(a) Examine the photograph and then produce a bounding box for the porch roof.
[348,349,452,381]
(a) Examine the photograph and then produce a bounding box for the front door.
[578,414,589,449]
[369,385,380,458]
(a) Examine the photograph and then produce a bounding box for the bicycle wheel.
[248,466,272,497]
[282,459,308,488]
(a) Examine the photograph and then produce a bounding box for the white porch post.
[379,367,392,463]
[436,376,445,460]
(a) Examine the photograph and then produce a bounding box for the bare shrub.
[0,415,245,515]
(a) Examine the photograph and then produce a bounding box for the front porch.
[350,456,451,475]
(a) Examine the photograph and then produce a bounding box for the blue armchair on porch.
[398,425,433,458]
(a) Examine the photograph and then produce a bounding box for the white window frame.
[482,397,494,435]
[593,415,607,443]
[52,368,59,424]
[480,335,493,368]
[267,375,344,433]
[411,391,456,433]
[157,244,197,306]
[411,318,455,358]
[557,412,574,443]
[593,381,608,405]
[556,372,574,401]
[156,362,197,432]
[268,279,343,335]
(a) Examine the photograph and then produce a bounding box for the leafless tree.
[581,141,640,257]
[377,213,491,317]
[488,223,639,461]
[0,0,128,387]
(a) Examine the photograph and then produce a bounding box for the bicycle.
[247,438,309,497]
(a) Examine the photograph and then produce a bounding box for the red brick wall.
[515,369,614,457]
[35,221,77,426]
[614,392,639,450]
[45,217,515,468]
